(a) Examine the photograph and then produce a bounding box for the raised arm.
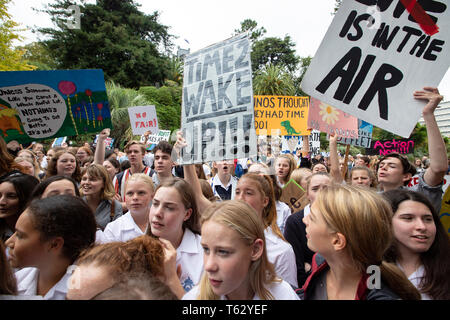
[94,128,110,164]
[414,87,447,186]
[173,131,212,215]
[328,133,344,184]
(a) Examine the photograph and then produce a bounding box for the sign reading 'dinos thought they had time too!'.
[301,0,450,138]
[0,69,111,143]
[179,33,257,164]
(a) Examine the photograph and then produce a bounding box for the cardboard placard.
[280,179,307,212]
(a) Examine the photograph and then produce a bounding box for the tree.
[234,19,266,41]
[0,0,36,71]
[36,0,173,88]
[251,35,300,74]
[18,42,57,70]
[253,64,296,96]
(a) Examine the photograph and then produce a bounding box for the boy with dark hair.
[152,140,175,187]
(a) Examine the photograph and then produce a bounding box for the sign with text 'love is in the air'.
[0,69,111,143]
[253,95,310,136]
[301,0,450,138]
[180,33,257,164]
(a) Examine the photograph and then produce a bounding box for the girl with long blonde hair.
[183,200,299,300]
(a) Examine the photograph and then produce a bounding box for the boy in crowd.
[210,160,238,201]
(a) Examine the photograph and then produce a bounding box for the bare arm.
[173,131,212,215]
[329,134,344,184]
[94,128,110,164]
[414,87,447,186]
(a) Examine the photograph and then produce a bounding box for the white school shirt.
[264,227,298,288]
[14,266,74,300]
[302,204,311,218]
[177,228,203,292]
[397,264,431,300]
[182,279,299,300]
[210,174,238,201]
[99,212,146,243]
[276,201,291,235]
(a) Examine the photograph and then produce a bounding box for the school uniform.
[265,227,298,289]
[275,201,291,235]
[98,212,146,243]
[112,166,153,201]
[182,279,300,300]
[210,174,238,201]
[14,266,74,300]
[176,228,203,292]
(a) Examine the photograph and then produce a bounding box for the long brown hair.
[80,164,116,200]
[315,185,420,300]
[0,241,17,295]
[45,150,82,182]
[383,189,450,300]
[0,136,23,177]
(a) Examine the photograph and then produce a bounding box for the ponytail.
[379,261,421,300]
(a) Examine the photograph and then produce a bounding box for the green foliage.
[0,0,36,71]
[36,0,173,88]
[253,64,296,96]
[251,36,300,74]
[17,42,57,70]
[234,19,266,41]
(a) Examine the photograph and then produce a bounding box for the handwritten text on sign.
[366,138,414,156]
[127,105,158,136]
[301,0,450,138]
[253,96,310,136]
[337,119,373,148]
[180,34,257,164]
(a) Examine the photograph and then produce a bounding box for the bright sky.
[8,0,450,101]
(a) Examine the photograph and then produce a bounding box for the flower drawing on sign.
[319,102,339,125]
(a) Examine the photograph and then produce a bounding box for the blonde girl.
[300,184,421,300]
[99,173,154,243]
[183,200,299,300]
[274,154,296,187]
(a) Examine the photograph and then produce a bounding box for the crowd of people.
[0,87,449,300]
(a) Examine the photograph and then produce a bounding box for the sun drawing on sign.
[319,103,340,125]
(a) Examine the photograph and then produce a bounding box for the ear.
[47,237,65,254]
[250,239,264,261]
[331,232,347,252]
[262,196,269,209]
[402,172,412,184]
[183,208,193,222]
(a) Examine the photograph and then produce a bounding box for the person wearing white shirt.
[210,160,238,201]
[275,200,291,235]
[182,201,299,300]
[148,178,203,292]
[5,195,96,300]
[98,173,154,243]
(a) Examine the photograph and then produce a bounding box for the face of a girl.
[103,161,118,180]
[312,163,327,173]
[125,180,153,214]
[0,182,20,219]
[56,153,77,177]
[42,180,77,198]
[351,170,372,187]
[275,158,290,179]
[392,200,436,255]
[235,178,268,218]
[76,149,88,162]
[149,187,191,242]
[201,220,257,299]
[307,175,331,204]
[5,210,49,268]
[303,203,335,255]
[18,151,34,163]
[80,174,104,196]
[18,160,34,176]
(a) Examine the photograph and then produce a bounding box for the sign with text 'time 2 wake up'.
[301,0,450,138]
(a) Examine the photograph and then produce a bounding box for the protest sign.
[140,129,171,149]
[127,105,158,136]
[253,95,310,136]
[280,179,307,213]
[301,0,450,138]
[179,33,257,164]
[281,130,321,156]
[0,69,111,143]
[93,135,114,149]
[366,138,414,155]
[51,136,67,148]
[337,119,373,148]
[308,98,358,138]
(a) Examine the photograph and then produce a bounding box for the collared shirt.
[397,264,431,300]
[264,227,298,288]
[176,228,203,292]
[98,212,146,244]
[210,174,238,201]
[182,279,300,300]
[276,201,291,235]
[14,266,74,300]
